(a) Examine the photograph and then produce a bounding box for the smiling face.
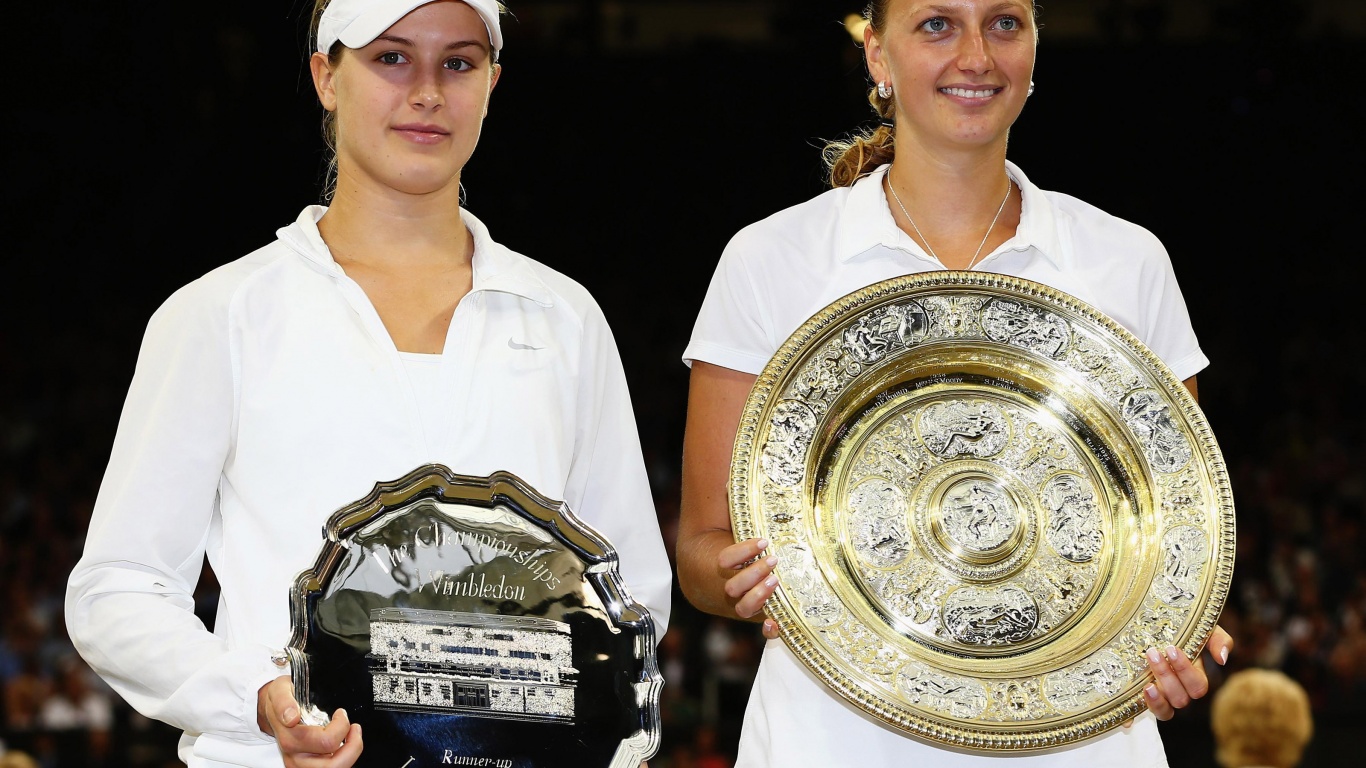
[865,0,1036,153]
[310,1,500,197]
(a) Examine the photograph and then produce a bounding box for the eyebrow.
[372,34,490,53]
[917,1,1028,13]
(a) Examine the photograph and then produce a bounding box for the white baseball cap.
[317,0,503,55]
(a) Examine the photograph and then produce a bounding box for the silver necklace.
[885,172,1013,271]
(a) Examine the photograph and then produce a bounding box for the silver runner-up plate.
[285,465,661,768]
[730,272,1234,752]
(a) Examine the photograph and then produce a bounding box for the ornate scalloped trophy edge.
[729,271,1235,752]
[284,463,663,767]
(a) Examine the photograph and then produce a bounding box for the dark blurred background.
[3,1,1364,766]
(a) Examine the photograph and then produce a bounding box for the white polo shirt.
[67,206,672,768]
[683,163,1206,767]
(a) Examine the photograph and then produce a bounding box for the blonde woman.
[1212,669,1313,768]
[679,1,1231,765]
[65,2,671,767]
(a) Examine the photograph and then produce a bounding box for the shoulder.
[148,237,296,333]
[725,185,851,260]
[518,252,608,331]
[1045,191,1170,267]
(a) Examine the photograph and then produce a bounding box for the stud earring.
[877,81,892,99]
[1028,81,1036,97]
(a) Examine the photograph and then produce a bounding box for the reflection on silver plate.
[285,466,660,768]
[730,273,1234,751]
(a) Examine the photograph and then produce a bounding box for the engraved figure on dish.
[794,351,848,405]
[1154,526,1208,607]
[1041,473,1104,563]
[1043,651,1129,712]
[896,662,988,719]
[991,679,1050,721]
[1019,422,1069,472]
[848,481,913,568]
[940,479,1016,552]
[862,417,930,483]
[877,567,942,626]
[842,316,894,364]
[942,585,1039,645]
[1123,389,1193,473]
[888,301,930,346]
[923,296,982,338]
[762,400,819,487]
[981,299,1071,357]
[918,400,1009,458]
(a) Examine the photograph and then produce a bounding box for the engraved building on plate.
[369,607,577,722]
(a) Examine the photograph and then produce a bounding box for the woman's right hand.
[258,676,363,767]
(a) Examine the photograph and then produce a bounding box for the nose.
[409,67,444,111]
[955,28,994,74]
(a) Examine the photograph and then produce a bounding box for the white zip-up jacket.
[67,206,672,767]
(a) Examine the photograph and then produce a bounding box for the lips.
[392,123,451,144]
[940,86,1003,99]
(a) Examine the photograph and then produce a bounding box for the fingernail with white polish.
[766,556,778,567]
[1145,685,1158,700]
[1220,646,1229,664]
[765,575,778,587]
[1145,647,1162,665]
[757,538,769,550]
[1165,645,1180,662]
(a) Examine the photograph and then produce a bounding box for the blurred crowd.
[1207,330,1366,722]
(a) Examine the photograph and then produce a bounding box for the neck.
[885,134,1012,226]
[318,166,472,270]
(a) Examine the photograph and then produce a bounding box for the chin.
[943,119,1013,147]
[387,175,461,196]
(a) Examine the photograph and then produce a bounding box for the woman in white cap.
[65,2,671,767]
[678,0,1232,766]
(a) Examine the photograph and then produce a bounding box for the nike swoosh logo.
[508,338,544,351]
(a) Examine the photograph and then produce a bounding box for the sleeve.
[1135,237,1209,382]
[563,304,673,639]
[65,281,282,743]
[680,229,775,375]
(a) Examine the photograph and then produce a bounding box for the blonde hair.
[310,0,345,199]
[1211,669,1313,768]
[823,1,896,189]
[0,752,40,768]
[824,0,1038,188]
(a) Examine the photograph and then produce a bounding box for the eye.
[992,16,1022,32]
[920,17,950,34]
[377,51,408,65]
[444,57,473,72]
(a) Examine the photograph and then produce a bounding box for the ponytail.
[823,86,896,188]
[824,1,896,188]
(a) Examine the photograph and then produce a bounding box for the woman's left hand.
[1142,624,1233,719]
